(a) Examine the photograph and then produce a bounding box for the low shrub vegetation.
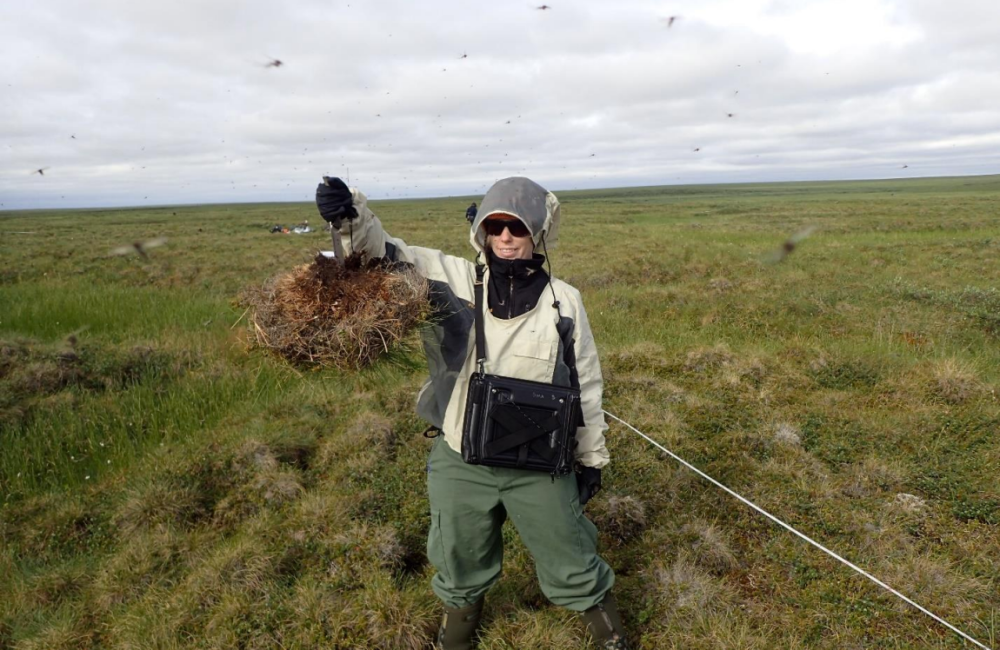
[2,177,999,647]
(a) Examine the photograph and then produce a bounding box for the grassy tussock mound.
[0,337,195,429]
[242,254,428,369]
[4,182,1000,648]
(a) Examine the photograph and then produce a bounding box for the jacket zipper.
[507,277,514,318]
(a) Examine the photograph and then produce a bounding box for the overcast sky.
[2,0,999,210]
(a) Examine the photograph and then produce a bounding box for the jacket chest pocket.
[507,338,557,383]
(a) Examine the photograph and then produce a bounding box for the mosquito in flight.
[110,237,168,259]
[766,226,817,264]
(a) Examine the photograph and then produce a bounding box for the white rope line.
[603,410,992,650]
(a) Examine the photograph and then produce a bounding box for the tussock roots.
[241,254,428,370]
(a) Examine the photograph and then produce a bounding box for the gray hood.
[470,177,562,255]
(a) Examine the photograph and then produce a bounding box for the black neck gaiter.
[486,253,550,319]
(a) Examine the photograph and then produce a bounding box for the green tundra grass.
[1,175,999,649]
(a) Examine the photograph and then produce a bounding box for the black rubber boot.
[435,599,484,650]
[581,592,630,650]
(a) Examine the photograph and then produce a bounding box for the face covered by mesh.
[470,177,561,254]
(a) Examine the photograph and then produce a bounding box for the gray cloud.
[1,0,998,209]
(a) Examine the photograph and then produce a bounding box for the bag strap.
[474,264,486,372]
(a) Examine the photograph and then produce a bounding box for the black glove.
[316,176,357,223]
[577,466,602,506]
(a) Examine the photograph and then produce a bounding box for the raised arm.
[316,178,476,299]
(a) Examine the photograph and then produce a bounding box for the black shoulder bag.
[460,264,582,476]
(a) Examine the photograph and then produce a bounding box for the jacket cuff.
[575,449,609,470]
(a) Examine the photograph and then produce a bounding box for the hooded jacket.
[335,177,609,469]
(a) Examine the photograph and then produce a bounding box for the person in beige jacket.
[316,176,628,650]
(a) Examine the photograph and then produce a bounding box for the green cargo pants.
[426,438,615,612]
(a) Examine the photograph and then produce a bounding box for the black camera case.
[460,264,581,475]
[462,371,580,474]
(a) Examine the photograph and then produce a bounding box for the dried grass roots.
[243,254,428,369]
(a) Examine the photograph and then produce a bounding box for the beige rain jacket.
[336,178,609,469]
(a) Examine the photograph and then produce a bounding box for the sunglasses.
[482,218,530,238]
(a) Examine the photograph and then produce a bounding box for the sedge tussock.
[254,468,305,505]
[642,608,775,650]
[283,580,423,648]
[175,538,276,612]
[26,562,90,607]
[332,523,408,571]
[347,411,397,455]
[114,479,206,537]
[287,491,353,539]
[840,458,905,499]
[6,493,97,557]
[772,422,802,446]
[651,552,734,615]
[282,581,356,646]
[0,337,30,374]
[573,270,616,289]
[314,430,360,472]
[890,492,928,514]
[241,253,428,370]
[611,394,686,440]
[345,487,384,521]
[92,526,192,609]
[611,371,659,390]
[590,495,647,547]
[358,578,439,650]
[12,615,96,650]
[252,427,318,470]
[884,554,988,617]
[684,343,736,373]
[930,358,982,404]
[761,453,834,498]
[720,356,767,388]
[478,608,588,649]
[346,449,383,484]
[607,293,632,311]
[212,468,304,527]
[708,277,734,293]
[363,525,408,570]
[605,371,690,407]
[202,592,280,650]
[854,516,915,559]
[196,439,308,527]
[607,341,668,372]
[681,521,740,575]
[232,439,279,474]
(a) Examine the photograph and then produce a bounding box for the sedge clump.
[241,253,428,370]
